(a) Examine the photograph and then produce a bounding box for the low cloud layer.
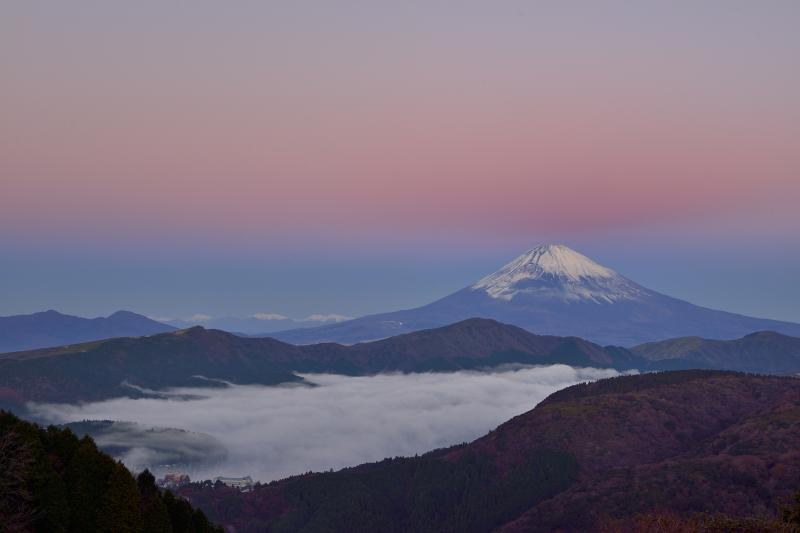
[62,421,227,471]
[31,365,623,482]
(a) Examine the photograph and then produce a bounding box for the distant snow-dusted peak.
[514,244,616,281]
[472,244,646,303]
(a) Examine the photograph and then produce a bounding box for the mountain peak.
[512,244,616,281]
[472,244,646,303]
[108,310,142,319]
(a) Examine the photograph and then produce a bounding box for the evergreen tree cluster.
[0,411,221,533]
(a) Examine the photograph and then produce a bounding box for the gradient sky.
[2,2,799,322]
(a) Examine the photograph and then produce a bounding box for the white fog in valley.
[31,365,625,482]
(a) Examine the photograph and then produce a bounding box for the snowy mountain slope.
[270,245,800,346]
[471,244,647,303]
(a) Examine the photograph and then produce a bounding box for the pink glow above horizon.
[2,2,799,246]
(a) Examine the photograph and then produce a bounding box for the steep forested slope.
[0,411,220,532]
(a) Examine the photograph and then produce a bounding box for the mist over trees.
[0,411,220,533]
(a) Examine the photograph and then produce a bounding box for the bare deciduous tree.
[0,430,36,532]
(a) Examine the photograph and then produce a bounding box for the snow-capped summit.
[472,244,646,303]
[271,244,800,347]
[473,245,614,288]
[507,244,615,278]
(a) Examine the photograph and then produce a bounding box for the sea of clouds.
[31,365,624,482]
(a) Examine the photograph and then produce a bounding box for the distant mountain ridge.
[270,244,800,346]
[3,317,800,415]
[633,330,800,374]
[0,318,642,410]
[0,309,175,353]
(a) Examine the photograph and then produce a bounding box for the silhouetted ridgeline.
[0,319,642,410]
[537,369,797,406]
[633,330,800,374]
[0,318,800,413]
[0,310,174,353]
[4,318,800,414]
[0,411,220,532]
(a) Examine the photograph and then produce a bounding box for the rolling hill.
[633,330,800,374]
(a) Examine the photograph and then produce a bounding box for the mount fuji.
[271,244,800,346]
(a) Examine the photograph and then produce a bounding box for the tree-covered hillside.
[0,411,220,533]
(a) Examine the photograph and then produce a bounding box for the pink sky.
[2,2,798,244]
[1,2,799,321]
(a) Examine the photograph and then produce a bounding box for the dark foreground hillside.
[0,411,220,533]
[179,371,800,532]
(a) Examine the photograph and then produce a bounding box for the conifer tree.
[97,462,143,533]
[65,437,114,532]
[137,470,172,533]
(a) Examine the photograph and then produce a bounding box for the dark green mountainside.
[0,410,220,533]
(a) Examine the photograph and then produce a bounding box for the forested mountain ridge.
[0,410,220,532]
